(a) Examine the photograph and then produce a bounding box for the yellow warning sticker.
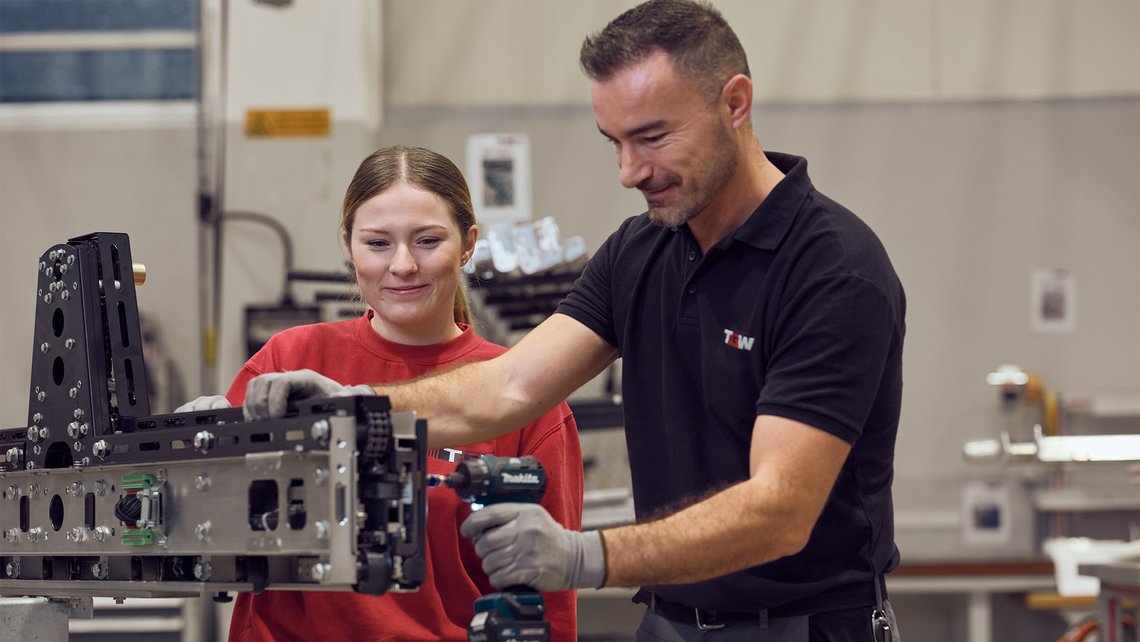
[245,109,331,138]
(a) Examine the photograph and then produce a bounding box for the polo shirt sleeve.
[556,220,633,349]
[755,273,902,444]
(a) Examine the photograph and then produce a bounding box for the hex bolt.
[43,293,52,304]
[72,440,83,452]
[310,563,332,582]
[314,520,330,540]
[6,447,22,465]
[32,445,41,456]
[4,529,18,543]
[78,423,89,437]
[27,427,39,443]
[38,427,49,441]
[68,422,80,439]
[26,483,40,499]
[6,561,21,578]
[40,342,50,354]
[69,387,78,399]
[91,562,108,580]
[194,561,212,581]
[310,419,330,443]
[40,261,46,271]
[72,408,84,419]
[194,474,211,492]
[32,412,43,424]
[37,391,46,402]
[28,527,44,543]
[67,481,84,497]
[92,440,109,460]
[94,479,108,496]
[66,254,75,265]
[93,526,111,542]
[6,485,20,499]
[61,290,70,301]
[193,430,216,454]
[195,521,212,541]
[67,527,87,542]
[59,264,68,275]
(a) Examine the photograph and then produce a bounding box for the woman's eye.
[418,237,441,247]
[367,239,389,248]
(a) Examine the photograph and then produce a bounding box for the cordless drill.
[428,455,550,642]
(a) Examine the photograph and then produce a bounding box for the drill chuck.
[433,455,546,506]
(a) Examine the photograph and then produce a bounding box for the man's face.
[591,51,738,228]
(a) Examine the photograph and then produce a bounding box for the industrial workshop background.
[0,1,1137,641]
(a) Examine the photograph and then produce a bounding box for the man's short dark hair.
[580,0,750,101]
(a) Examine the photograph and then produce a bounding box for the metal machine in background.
[0,233,428,638]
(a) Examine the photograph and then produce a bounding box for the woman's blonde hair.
[341,146,476,326]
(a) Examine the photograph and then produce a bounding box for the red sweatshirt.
[225,313,583,642]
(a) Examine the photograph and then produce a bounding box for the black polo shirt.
[557,152,905,614]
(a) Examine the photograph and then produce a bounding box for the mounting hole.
[49,494,64,531]
[52,356,65,385]
[52,308,64,337]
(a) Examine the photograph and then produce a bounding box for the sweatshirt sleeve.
[518,402,583,642]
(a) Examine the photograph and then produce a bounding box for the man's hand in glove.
[459,503,606,592]
[174,395,231,413]
[243,369,374,421]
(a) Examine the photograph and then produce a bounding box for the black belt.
[647,594,777,631]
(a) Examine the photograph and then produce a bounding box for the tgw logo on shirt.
[723,329,755,351]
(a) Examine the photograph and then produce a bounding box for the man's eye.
[643,134,664,144]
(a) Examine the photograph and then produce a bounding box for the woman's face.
[346,182,476,345]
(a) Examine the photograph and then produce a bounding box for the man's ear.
[721,74,753,130]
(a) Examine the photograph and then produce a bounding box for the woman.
[182,146,582,641]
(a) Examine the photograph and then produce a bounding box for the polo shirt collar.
[729,152,812,251]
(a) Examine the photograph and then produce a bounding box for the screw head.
[6,447,22,464]
[310,563,332,582]
[195,521,212,541]
[194,474,211,492]
[314,520,330,540]
[6,561,21,578]
[92,440,109,460]
[310,419,331,443]
[91,562,108,580]
[193,431,215,454]
[37,391,46,402]
[313,467,330,486]
[193,561,212,581]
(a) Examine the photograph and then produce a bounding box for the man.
[246,1,905,639]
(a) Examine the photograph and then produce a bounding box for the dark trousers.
[633,600,900,642]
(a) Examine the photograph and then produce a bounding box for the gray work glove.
[174,395,231,413]
[243,369,375,421]
[459,503,606,592]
